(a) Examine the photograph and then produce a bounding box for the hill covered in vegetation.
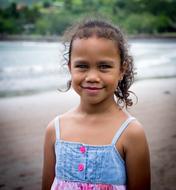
[0,0,175,36]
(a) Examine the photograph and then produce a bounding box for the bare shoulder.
[44,118,56,145]
[124,119,148,147]
[58,109,78,124]
[45,110,76,142]
[42,118,56,189]
[124,119,151,190]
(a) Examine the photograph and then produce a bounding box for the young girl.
[42,19,151,190]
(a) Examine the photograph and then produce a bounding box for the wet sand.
[0,78,175,190]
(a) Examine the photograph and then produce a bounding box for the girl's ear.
[119,73,124,81]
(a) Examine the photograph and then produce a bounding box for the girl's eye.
[75,64,88,69]
[99,64,112,70]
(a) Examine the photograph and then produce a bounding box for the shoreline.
[0,76,176,99]
[0,33,176,42]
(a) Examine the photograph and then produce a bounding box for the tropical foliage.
[0,0,175,35]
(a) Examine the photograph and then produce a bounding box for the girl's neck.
[77,97,120,115]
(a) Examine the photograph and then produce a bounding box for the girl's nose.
[85,70,100,83]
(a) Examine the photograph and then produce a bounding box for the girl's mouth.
[83,87,103,90]
[81,86,104,95]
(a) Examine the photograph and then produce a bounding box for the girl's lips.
[81,86,104,95]
[82,86,104,90]
[83,87,103,90]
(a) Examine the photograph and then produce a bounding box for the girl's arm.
[42,121,56,190]
[125,122,151,190]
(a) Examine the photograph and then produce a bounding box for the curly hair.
[61,19,136,108]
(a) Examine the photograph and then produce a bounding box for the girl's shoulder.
[45,110,76,142]
[121,118,151,189]
[123,118,146,139]
[44,119,56,145]
[121,118,149,152]
[114,110,146,141]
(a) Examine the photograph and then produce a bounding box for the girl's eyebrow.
[73,60,89,65]
[73,60,115,65]
[98,60,115,65]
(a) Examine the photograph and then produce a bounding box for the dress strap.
[54,115,60,140]
[111,117,136,145]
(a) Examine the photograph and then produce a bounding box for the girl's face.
[69,36,123,105]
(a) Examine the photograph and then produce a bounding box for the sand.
[0,78,175,190]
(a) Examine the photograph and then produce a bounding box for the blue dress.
[51,115,135,190]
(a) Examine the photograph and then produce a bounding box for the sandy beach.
[0,78,175,190]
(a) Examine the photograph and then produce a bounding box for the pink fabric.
[51,178,126,190]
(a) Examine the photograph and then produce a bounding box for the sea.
[0,39,176,98]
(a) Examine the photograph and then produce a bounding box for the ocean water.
[0,39,176,97]
[130,39,176,79]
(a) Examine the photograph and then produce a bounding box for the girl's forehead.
[70,37,121,61]
[72,35,117,45]
[71,37,119,54]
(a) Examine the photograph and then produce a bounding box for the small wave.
[135,55,174,68]
[0,64,60,79]
[21,41,62,48]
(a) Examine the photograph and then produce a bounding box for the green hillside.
[0,0,175,36]
[0,0,41,8]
